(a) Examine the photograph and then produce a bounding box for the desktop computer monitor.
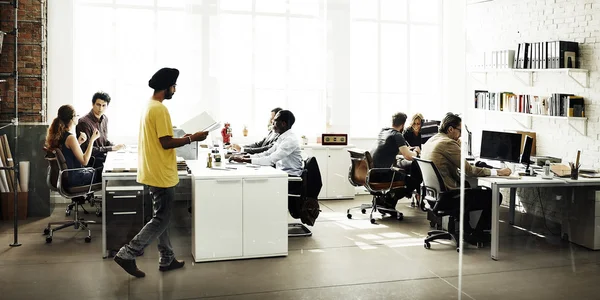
[479,130,522,163]
[520,135,534,174]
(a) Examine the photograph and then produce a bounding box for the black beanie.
[148,68,179,90]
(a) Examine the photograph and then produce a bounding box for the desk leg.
[491,183,499,261]
[509,188,516,225]
[102,178,107,258]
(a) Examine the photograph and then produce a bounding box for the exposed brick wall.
[0,0,46,123]
[466,0,600,223]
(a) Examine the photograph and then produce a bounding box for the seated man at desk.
[372,112,422,209]
[229,107,282,154]
[229,109,302,177]
[421,112,511,231]
[76,91,125,169]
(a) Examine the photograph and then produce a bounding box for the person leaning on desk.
[229,109,303,177]
[420,112,512,233]
[228,107,283,154]
[371,112,422,209]
[76,91,125,169]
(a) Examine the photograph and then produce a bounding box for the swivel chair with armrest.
[63,155,103,218]
[413,158,485,252]
[44,148,102,243]
[288,156,322,237]
[346,149,406,224]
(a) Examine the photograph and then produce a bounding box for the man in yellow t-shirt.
[114,68,208,278]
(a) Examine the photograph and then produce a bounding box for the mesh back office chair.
[414,158,485,252]
[44,148,102,243]
[288,156,322,237]
[346,149,406,224]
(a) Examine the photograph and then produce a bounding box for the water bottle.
[543,160,551,177]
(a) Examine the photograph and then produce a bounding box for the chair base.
[346,196,404,224]
[44,202,100,244]
[288,223,312,237]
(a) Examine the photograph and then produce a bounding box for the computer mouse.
[475,161,487,168]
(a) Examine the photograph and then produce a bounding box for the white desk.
[186,160,288,262]
[477,176,566,260]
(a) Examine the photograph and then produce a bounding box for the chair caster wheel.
[65,211,71,217]
[361,209,366,214]
[85,237,91,243]
[370,218,376,224]
[397,213,404,221]
[477,242,484,248]
[429,221,436,228]
[347,213,352,219]
[424,242,431,249]
[96,211,102,217]
[456,248,460,253]
[43,228,50,235]
[46,237,52,243]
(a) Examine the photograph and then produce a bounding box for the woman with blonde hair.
[403,113,424,150]
[45,104,100,186]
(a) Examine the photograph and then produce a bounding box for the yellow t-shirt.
[137,100,179,188]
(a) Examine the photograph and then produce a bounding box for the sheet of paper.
[178,111,221,134]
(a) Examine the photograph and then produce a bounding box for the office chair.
[44,148,102,243]
[414,158,485,252]
[288,156,322,237]
[63,155,102,218]
[346,149,406,224]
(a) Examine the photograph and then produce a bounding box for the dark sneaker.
[114,256,146,278]
[159,259,185,272]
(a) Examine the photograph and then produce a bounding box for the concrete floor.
[1,195,599,299]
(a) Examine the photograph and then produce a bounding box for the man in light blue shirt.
[230,110,303,176]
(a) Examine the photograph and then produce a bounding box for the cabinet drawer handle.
[112,195,138,199]
[112,211,137,215]
[244,178,269,182]
[215,179,241,183]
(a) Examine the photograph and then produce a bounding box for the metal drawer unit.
[105,184,145,255]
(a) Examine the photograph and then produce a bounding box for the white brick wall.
[466,0,600,223]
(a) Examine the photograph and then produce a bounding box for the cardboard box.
[1,192,28,220]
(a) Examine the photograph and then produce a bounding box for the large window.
[217,0,326,137]
[350,0,442,137]
[73,0,325,139]
[73,0,203,137]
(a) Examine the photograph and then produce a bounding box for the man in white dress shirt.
[229,110,303,176]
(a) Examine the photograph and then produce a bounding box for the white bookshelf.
[468,68,589,87]
[471,109,588,135]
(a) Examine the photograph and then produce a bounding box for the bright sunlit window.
[73,0,325,139]
[350,0,442,137]
[217,0,326,137]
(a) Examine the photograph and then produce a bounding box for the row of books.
[514,41,578,69]
[474,91,585,117]
[469,40,579,70]
[470,50,515,69]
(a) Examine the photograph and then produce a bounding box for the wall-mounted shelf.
[471,109,588,136]
[468,68,589,88]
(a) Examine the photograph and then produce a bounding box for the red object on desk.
[221,123,232,145]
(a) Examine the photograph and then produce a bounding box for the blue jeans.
[117,186,175,267]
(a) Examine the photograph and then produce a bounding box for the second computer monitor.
[479,130,522,163]
[520,135,533,165]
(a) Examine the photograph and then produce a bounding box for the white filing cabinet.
[302,144,355,199]
[189,160,288,262]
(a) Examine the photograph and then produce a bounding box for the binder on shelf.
[514,44,520,68]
